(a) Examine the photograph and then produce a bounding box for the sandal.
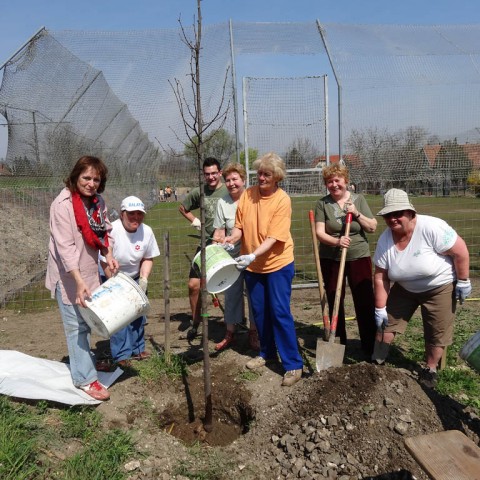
[248,329,260,351]
[215,331,235,351]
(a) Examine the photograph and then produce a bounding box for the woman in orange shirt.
[225,152,303,387]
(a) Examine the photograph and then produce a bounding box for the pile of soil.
[1,295,479,479]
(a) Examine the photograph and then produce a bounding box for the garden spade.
[316,211,352,372]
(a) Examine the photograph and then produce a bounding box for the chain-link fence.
[1,22,479,308]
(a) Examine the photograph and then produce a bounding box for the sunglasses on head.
[384,210,406,219]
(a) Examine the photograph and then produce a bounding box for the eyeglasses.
[204,171,219,177]
[384,210,405,219]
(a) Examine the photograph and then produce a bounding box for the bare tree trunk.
[194,0,213,433]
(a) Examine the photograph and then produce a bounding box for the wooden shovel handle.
[330,212,353,341]
[309,210,330,335]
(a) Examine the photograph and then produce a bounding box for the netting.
[0,21,479,308]
[243,75,328,195]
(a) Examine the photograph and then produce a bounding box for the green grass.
[134,352,188,383]
[173,442,234,480]
[386,305,480,409]
[0,395,137,480]
[4,192,479,311]
[236,370,262,382]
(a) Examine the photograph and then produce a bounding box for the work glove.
[191,217,201,230]
[139,277,148,293]
[455,279,472,304]
[221,242,234,252]
[235,253,256,270]
[375,306,388,331]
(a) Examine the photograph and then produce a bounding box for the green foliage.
[467,169,480,195]
[238,147,258,167]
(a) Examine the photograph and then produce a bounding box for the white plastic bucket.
[459,331,480,373]
[193,244,240,294]
[79,272,150,339]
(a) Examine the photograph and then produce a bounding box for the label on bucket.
[193,245,241,293]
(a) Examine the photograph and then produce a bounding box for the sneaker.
[419,367,438,388]
[248,329,260,351]
[186,325,199,342]
[79,380,110,401]
[281,369,302,387]
[246,356,267,370]
[215,331,235,351]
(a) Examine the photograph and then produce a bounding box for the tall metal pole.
[316,20,342,163]
[229,19,240,164]
[324,74,329,166]
[242,77,250,187]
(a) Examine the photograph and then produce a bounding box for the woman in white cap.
[100,196,160,367]
[373,188,471,387]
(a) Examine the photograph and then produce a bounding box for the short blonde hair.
[252,152,286,182]
[222,162,246,182]
[322,163,350,185]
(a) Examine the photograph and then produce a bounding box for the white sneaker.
[281,369,302,387]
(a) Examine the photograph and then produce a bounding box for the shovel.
[316,211,352,372]
[309,210,330,340]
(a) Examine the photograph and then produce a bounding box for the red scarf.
[71,191,109,254]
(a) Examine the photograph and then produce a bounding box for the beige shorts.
[385,282,456,347]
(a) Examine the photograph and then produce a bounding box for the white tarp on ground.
[0,350,123,405]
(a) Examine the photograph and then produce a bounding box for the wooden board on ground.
[405,429,480,480]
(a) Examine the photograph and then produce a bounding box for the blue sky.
[1,0,480,158]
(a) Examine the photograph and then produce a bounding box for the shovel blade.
[315,338,345,372]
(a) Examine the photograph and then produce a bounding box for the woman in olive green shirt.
[314,164,377,357]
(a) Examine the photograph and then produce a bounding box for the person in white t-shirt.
[372,189,471,387]
[100,196,160,367]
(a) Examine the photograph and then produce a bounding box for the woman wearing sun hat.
[373,188,471,387]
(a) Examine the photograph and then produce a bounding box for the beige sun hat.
[376,188,416,216]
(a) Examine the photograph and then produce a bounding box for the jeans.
[109,276,146,362]
[110,315,146,362]
[56,283,97,387]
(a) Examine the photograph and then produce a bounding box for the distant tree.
[285,137,318,169]
[238,147,259,168]
[11,155,33,175]
[184,128,235,166]
[435,139,471,195]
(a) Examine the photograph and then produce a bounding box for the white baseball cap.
[120,196,146,213]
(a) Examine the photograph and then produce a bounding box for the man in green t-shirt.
[179,157,227,340]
